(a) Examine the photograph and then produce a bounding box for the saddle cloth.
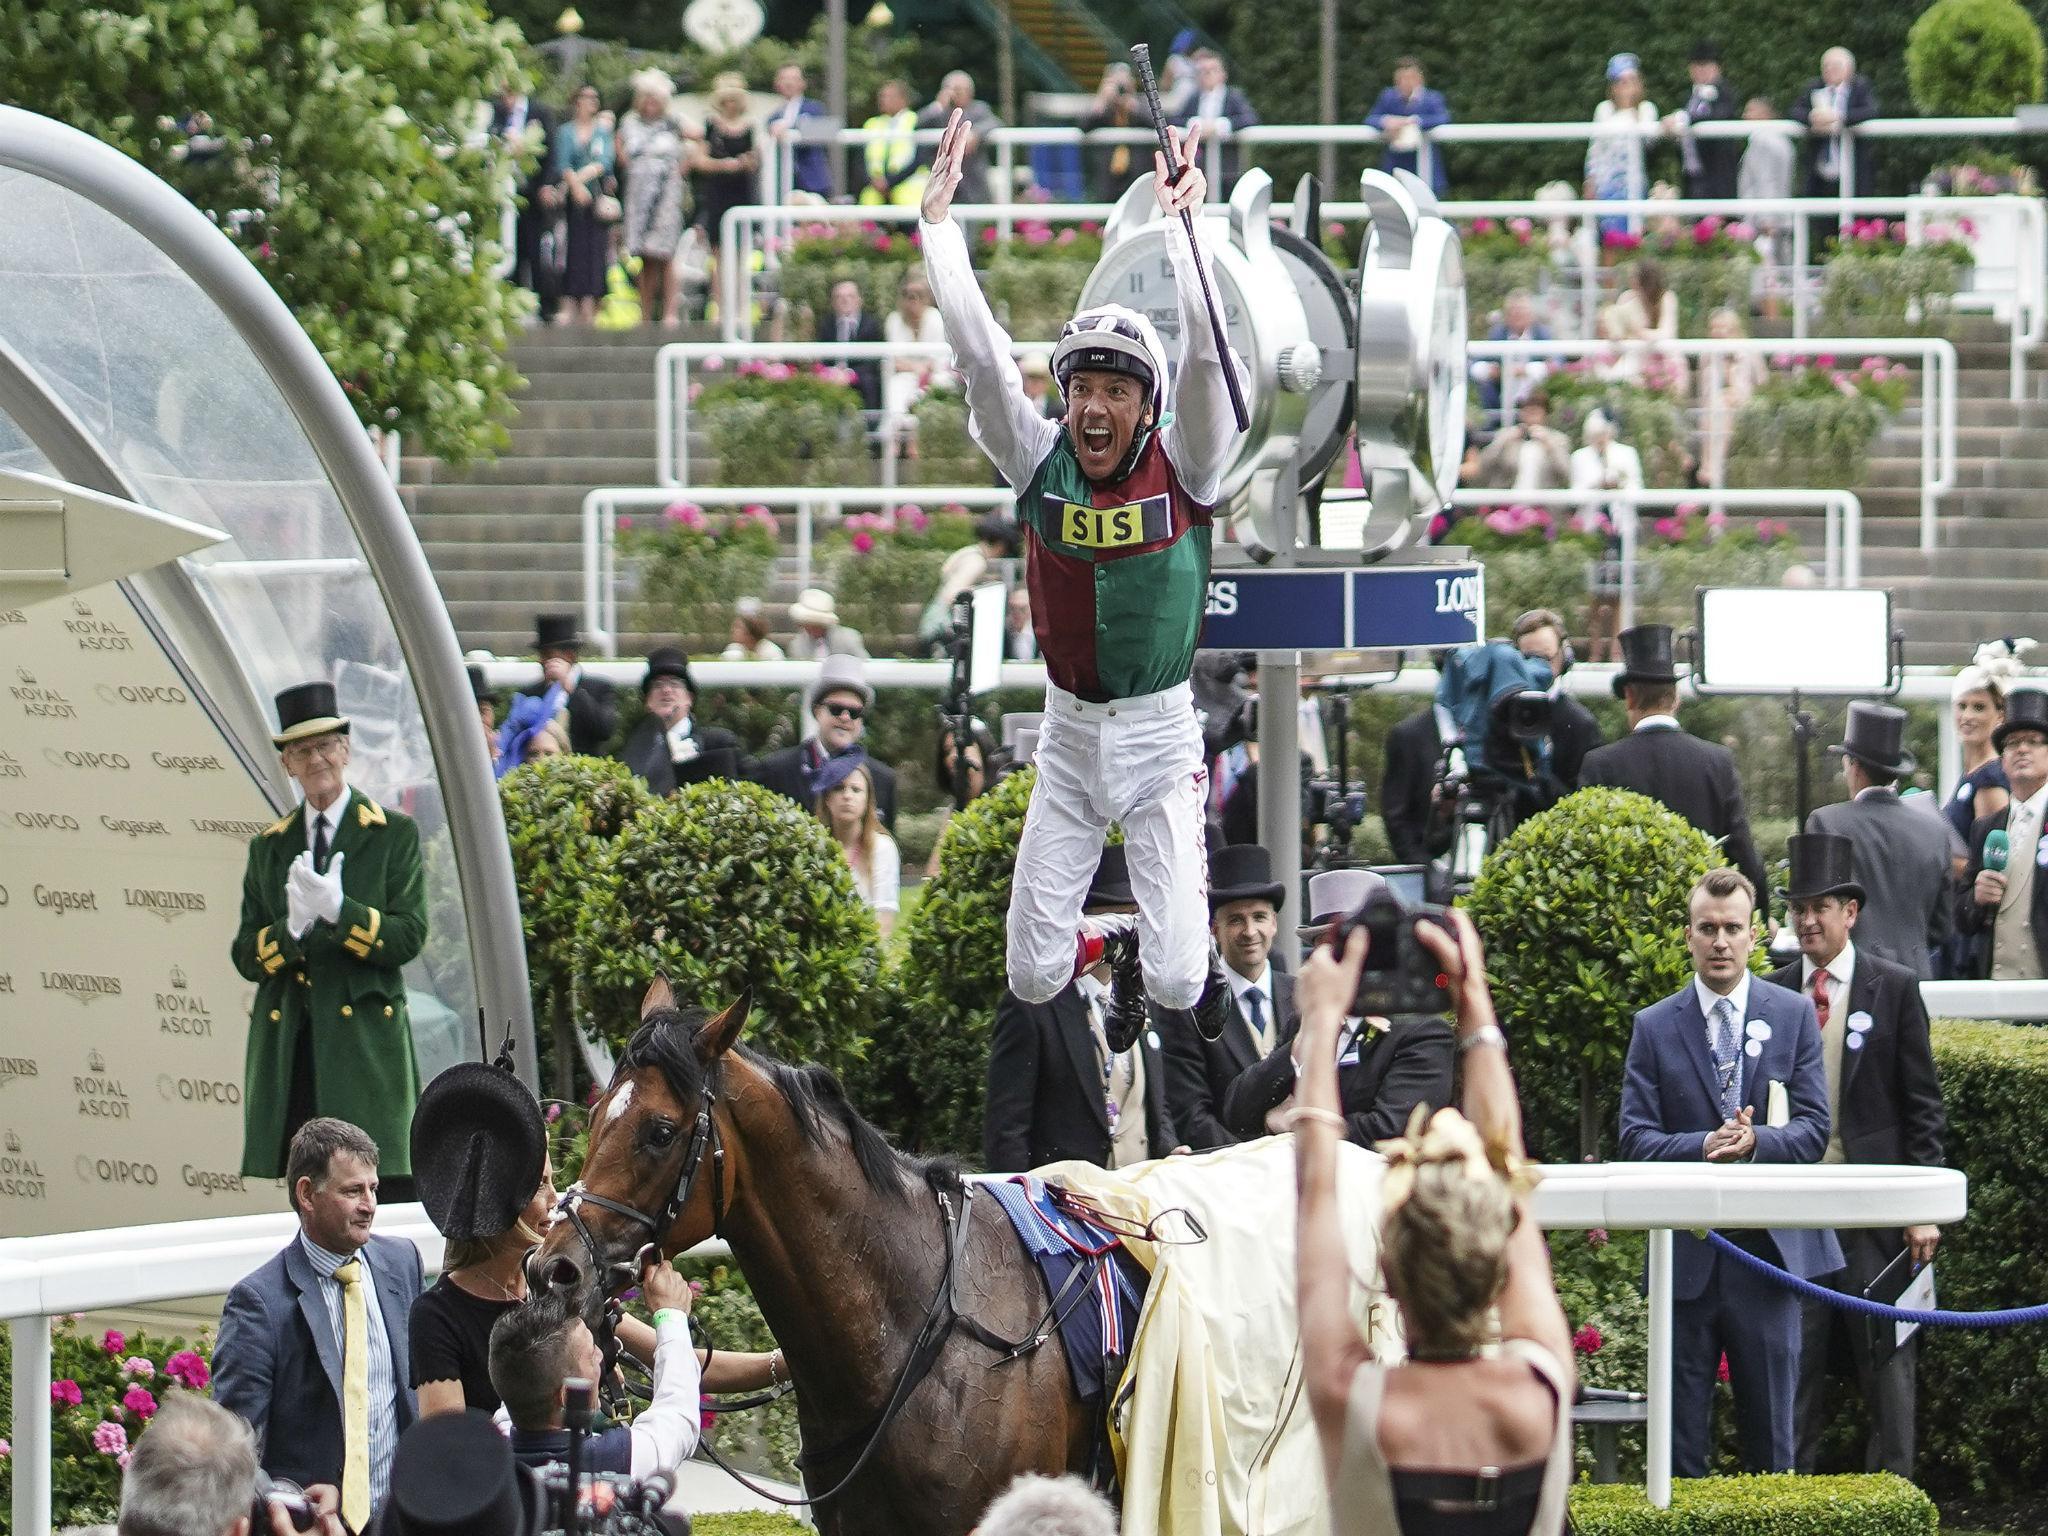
[981,1174,1149,1402]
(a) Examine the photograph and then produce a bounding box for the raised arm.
[1155,123,1248,506]
[920,108,1058,492]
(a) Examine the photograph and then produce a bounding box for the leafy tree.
[0,0,532,463]
[1908,0,2047,117]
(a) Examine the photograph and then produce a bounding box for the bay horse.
[532,981,1093,1536]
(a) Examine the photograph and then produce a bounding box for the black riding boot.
[1156,949,1236,1044]
[1102,927,1149,1054]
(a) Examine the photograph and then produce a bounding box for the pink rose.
[851,531,875,554]
[102,1330,126,1355]
[1507,216,1534,239]
[1726,220,1756,241]
[545,1102,562,1123]
[902,507,931,532]
[980,226,1000,244]
[124,1357,155,1378]
[51,1379,82,1407]
[615,514,633,531]
[1471,217,1498,236]
[1813,354,1836,370]
[1056,227,1077,245]
[1691,220,1716,246]
[1573,1324,1604,1354]
[124,1386,158,1420]
[1586,1227,1610,1248]
[0,1438,10,1458]
[165,1351,211,1391]
[871,233,893,251]
[93,1421,128,1458]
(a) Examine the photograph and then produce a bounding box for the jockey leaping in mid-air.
[919,107,1248,1052]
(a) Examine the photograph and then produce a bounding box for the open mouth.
[1081,426,1113,455]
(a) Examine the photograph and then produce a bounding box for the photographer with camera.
[117,1392,346,1536]
[1431,640,1570,872]
[489,1257,703,1483]
[1219,871,1453,1146]
[1293,901,1574,1535]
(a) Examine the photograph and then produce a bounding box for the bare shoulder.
[1377,1358,1560,1468]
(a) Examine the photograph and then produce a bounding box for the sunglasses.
[822,702,865,721]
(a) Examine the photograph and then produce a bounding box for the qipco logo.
[74,1155,159,1187]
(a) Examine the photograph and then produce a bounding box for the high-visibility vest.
[862,108,918,187]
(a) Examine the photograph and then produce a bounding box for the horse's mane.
[616,1007,960,1205]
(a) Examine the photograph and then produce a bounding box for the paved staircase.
[407,319,2048,667]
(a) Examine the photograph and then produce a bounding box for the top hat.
[1612,624,1682,699]
[272,682,351,749]
[410,1061,547,1243]
[807,653,875,711]
[533,613,582,654]
[1299,868,1388,933]
[368,1411,543,1536]
[1687,39,1722,63]
[1995,687,2048,751]
[1828,700,1916,778]
[465,664,492,705]
[1209,844,1286,913]
[641,645,695,698]
[1084,845,1135,911]
[1782,832,1865,906]
[790,588,841,628]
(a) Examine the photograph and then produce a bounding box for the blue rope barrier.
[1705,1232,2048,1327]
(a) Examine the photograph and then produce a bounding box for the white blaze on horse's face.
[604,1080,635,1124]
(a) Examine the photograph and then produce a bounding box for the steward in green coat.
[231,683,427,1190]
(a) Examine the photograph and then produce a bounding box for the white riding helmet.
[1050,304,1170,423]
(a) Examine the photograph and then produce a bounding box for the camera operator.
[1218,870,1453,1145]
[118,1392,346,1536]
[1433,641,1570,859]
[1510,608,1604,789]
[489,1258,702,1482]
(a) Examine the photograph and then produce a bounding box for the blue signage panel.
[1200,563,1485,652]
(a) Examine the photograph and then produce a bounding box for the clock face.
[1078,227,1256,403]
[1423,232,1468,499]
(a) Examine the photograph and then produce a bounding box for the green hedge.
[695,1517,811,1536]
[1907,0,2047,116]
[1567,1476,1936,1534]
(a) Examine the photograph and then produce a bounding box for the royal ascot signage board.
[0,588,279,1234]
[1200,562,1485,653]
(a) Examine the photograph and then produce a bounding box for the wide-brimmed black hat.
[1995,687,2048,751]
[1209,844,1285,913]
[368,1411,543,1536]
[1299,868,1388,934]
[272,682,350,749]
[1828,700,1915,778]
[410,1061,547,1243]
[1084,845,1135,911]
[1612,624,1682,699]
[642,645,695,698]
[673,746,744,786]
[1782,832,1865,906]
[533,613,582,654]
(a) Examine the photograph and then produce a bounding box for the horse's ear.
[641,975,677,1018]
[696,990,750,1062]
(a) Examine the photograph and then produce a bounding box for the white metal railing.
[1468,336,1956,549]
[721,195,2042,396]
[653,339,1052,491]
[1447,486,1864,625]
[0,1206,731,1534]
[581,484,1017,656]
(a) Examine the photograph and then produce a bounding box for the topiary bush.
[1463,787,1727,1161]
[569,780,881,1078]
[1568,1474,1937,1534]
[1906,0,2046,118]
[869,766,1038,1155]
[499,756,655,1101]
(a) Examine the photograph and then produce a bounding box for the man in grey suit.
[1807,702,1952,978]
[214,1118,422,1531]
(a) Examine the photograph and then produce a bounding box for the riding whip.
[1130,42,1250,435]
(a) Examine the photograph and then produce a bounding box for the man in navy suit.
[214,1119,423,1529]
[767,60,833,198]
[1620,867,1842,1476]
[1366,58,1451,194]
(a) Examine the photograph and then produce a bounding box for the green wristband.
[654,1308,685,1328]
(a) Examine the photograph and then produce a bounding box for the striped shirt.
[299,1234,399,1510]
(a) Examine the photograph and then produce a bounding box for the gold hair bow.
[1376,1106,1541,1212]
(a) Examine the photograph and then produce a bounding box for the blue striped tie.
[1712,997,1741,1121]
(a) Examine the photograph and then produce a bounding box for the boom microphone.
[1986,828,2011,873]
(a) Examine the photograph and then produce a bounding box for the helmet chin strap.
[1068,409,1157,485]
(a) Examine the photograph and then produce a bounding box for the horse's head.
[529,977,748,1324]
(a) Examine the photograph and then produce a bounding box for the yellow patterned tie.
[333,1260,371,1529]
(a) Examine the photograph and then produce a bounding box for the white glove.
[285,853,319,939]
[311,851,346,926]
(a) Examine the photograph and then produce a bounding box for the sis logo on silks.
[1201,563,1485,652]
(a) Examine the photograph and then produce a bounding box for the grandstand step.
[410,511,587,543]
[433,569,590,602]
[1864,547,2048,581]
[514,373,666,401]
[417,455,663,487]
[1896,608,2048,649]
[403,484,602,516]
[417,540,586,574]
[501,400,657,431]
[494,428,667,458]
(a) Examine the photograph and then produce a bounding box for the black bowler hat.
[642,645,695,698]
[673,746,744,786]
[1209,844,1286,913]
[1828,700,1915,778]
[1688,39,1722,63]
[1612,624,1682,699]
[410,1061,547,1243]
[368,1411,543,1536]
[1782,833,1865,906]
[1996,687,2048,751]
[1084,845,1135,911]
[271,682,350,749]
[533,613,582,654]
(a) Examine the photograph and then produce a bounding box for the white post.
[1939,703,1962,802]
[12,1315,51,1536]
[583,492,605,655]
[602,494,620,655]
[1646,1228,1674,1509]
[1793,217,1809,341]
[1619,496,1639,633]
[1824,493,1840,586]
[1922,353,1937,552]
[796,499,814,591]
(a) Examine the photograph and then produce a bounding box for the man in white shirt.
[1961,688,2048,979]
